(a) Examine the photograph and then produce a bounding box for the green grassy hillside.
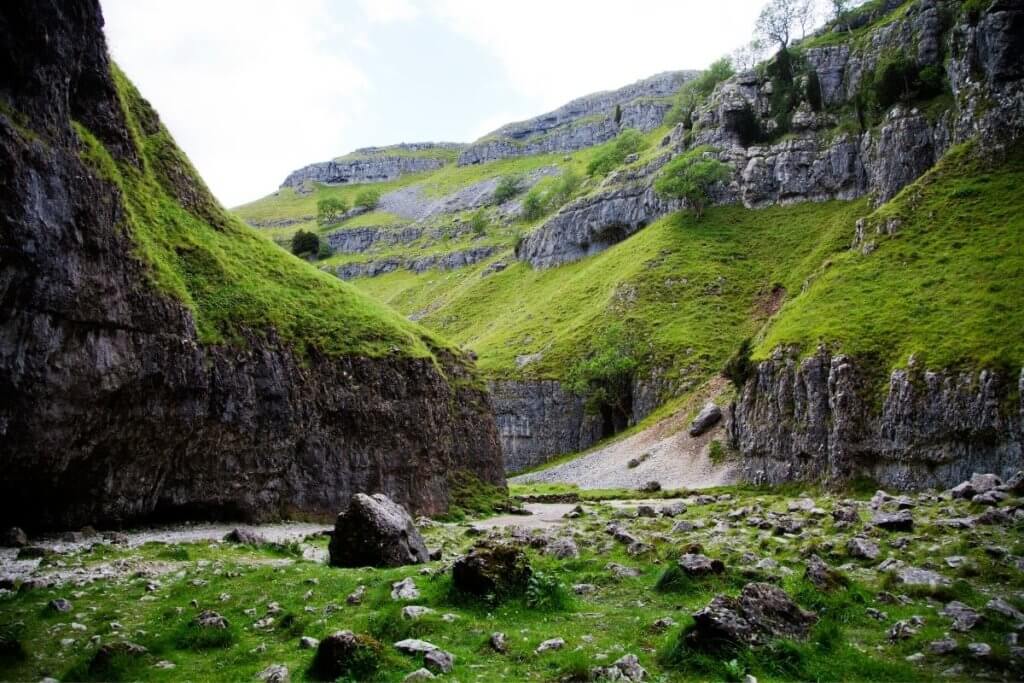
[75,65,453,362]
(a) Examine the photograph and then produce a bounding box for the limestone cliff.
[0,0,504,530]
[281,142,465,189]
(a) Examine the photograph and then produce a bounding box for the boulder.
[311,631,383,680]
[804,554,846,591]
[329,494,429,568]
[639,481,661,493]
[846,536,880,560]
[871,509,913,531]
[394,639,439,655]
[689,403,722,437]
[452,543,531,597]
[950,473,1002,499]
[424,649,454,674]
[593,653,648,681]
[223,528,265,545]
[942,601,982,632]
[489,632,508,653]
[535,638,565,654]
[894,567,951,589]
[687,583,817,649]
[546,538,579,559]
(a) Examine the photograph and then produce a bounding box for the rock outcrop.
[0,0,504,530]
[489,381,603,473]
[458,71,696,166]
[332,246,498,280]
[280,142,463,189]
[729,349,1023,490]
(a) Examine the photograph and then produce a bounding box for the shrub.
[520,189,546,221]
[316,196,347,225]
[317,241,333,260]
[655,565,696,594]
[290,229,319,256]
[550,167,581,207]
[587,128,646,177]
[613,103,622,125]
[653,146,731,219]
[493,175,522,204]
[354,188,380,210]
[469,208,488,235]
[723,338,754,390]
[525,571,572,610]
[693,57,735,97]
[171,620,236,650]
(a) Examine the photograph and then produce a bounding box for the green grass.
[71,65,454,364]
[757,143,1024,374]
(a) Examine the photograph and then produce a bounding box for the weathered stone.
[951,473,1002,499]
[659,502,687,517]
[401,606,433,621]
[687,583,817,648]
[535,637,565,654]
[489,632,508,654]
[593,653,648,681]
[346,585,366,605]
[847,537,880,560]
[942,601,982,632]
[312,631,384,680]
[47,598,72,613]
[986,598,1024,621]
[299,636,319,649]
[223,528,265,545]
[424,648,454,674]
[257,664,290,683]
[452,543,531,597]
[689,403,723,437]
[678,553,725,577]
[403,668,436,682]
[872,510,914,532]
[929,638,958,655]
[89,642,148,676]
[893,567,951,589]
[804,554,846,591]
[329,494,429,568]
[391,578,419,601]
[831,502,861,524]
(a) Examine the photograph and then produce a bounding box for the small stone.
[394,638,439,655]
[299,636,319,649]
[347,585,366,605]
[606,563,641,579]
[403,668,436,682]
[967,642,991,658]
[847,537,880,560]
[195,610,229,629]
[942,601,982,631]
[872,510,913,531]
[391,578,419,601]
[689,403,722,436]
[639,481,661,493]
[223,528,266,545]
[48,598,72,613]
[401,606,434,621]
[636,505,657,518]
[546,538,579,559]
[678,553,725,577]
[489,632,508,653]
[424,648,454,674]
[659,502,687,517]
[535,637,565,653]
[257,664,290,683]
[573,583,597,595]
[986,597,1024,621]
[929,638,958,655]
[894,567,951,589]
[652,617,676,631]
[154,660,176,669]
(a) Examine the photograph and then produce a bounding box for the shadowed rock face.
[729,350,1023,490]
[0,0,504,531]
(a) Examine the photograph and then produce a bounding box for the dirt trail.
[511,378,738,491]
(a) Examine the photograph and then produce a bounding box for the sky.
[101,0,771,207]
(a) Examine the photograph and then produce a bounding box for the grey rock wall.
[333,246,498,280]
[729,350,1023,490]
[281,142,464,189]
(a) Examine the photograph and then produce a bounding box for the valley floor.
[1,483,1022,681]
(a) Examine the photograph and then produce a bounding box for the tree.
[755,0,817,49]
[317,197,347,226]
[493,175,522,204]
[731,39,767,71]
[469,208,488,235]
[354,188,380,211]
[613,103,622,125]
[567,322,638,435]
[654,147,731,219]
[520,189,546,221]
[290,229,319,256]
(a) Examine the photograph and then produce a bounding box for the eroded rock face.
[0,0,505,531]
[730,349,1022,490]
[329,494,429,568]
[458,71,696,166]
[280,143,464,189]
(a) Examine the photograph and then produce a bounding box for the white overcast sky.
[101,0,775,207]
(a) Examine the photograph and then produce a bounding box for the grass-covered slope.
[758,143,1024,373]
[79,66,450,362]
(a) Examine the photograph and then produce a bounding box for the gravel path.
[512,381,737,491]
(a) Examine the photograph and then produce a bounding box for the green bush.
[354,188,380,210]
[653,146,731,219]
[290,229,319,256]
[550,167,581,207]
[317,241,333,260]
[316,196,348,225]
[493,175,523,204]
[469,208,488,235]
[693,57,735,97]
[525,571,572,610]
[587,128,646,177]
[520,189,546,221]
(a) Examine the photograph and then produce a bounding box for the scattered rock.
[659,502,686,517]
[636,505,657,518]
[847,536,880,560]
[424,648,454,674]
[223,528,266,545]
[888,619,923,641]
[452,543,531,597]
[489,632,508,654]
[299,636,319,649]
[678,553,725,577]
[689,403,722,437]
[950,473,1002,499]
[929,638,958,655]
[47,598,72,613]
[403,668,436,682]
[329,493,429,568]
[687,583,817,648]
[986,597,1024,621]
[347,585,366,605]
[257,664,290,683]
[639,481,661,493]
[312,631,384,680]
[395,638,440,655]
[535,637,565,654]
[546,538,579,559]
[942,602,982,632]
[391,578,420,601]
[593,653,648,681]
[804,554,846,591]
[195,610,229,629]
[401,606,434,620]
[871,510,914,531]
[967,642,992,658]
[893,567,951,589]
[574,583,597,595]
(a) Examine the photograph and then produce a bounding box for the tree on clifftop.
[654,147,731,220]
[317,197,348,226]
[755,0,817,48]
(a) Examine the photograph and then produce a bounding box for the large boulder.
[311,631,383,681]
[687,583,817,649]
[689,403,723,437]
[452,542,532,597]
[950,473,1002,499]
[329,494,429,568]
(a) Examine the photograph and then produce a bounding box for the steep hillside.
[235,0,1023,484]
[0,0,504,530]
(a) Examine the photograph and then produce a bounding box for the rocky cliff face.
[516,0,1024,269]
[729,350,1023,490]
[458,71,696,166]
[0,0,504,530]
[281,142,465,189]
